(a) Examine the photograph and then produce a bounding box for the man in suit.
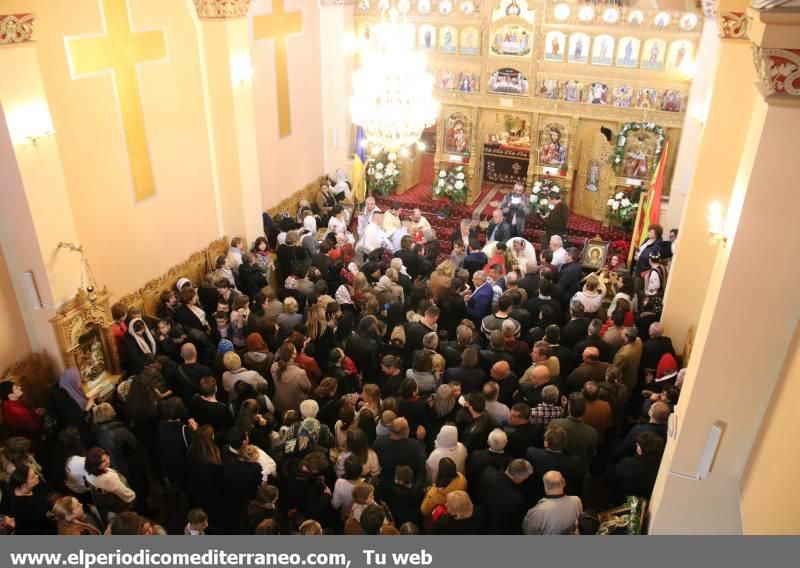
[612,327,644,396]
[467,270,494,327]
[543,190,569,243]
[561,300,591,349]
[463,239,489,279]
[550,393,599,476]
[525,424,583,500]
[573,318,613,363]
[394,235,421,280]
[451,218,478,246]
[486,209,511,244]
[639,322,677,380]
[500,183,531,238]
[566,346,611,393]
[518,258,541,300]
[222,428,266,530]
[557,247,583,302]
[479,459,534,534]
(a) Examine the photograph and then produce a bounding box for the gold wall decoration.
[573,121,614,221]
[253,0,304,138]
[0,13,35,44]
[66,0,167,202]
[50,289,121,399]
[193,0,252,18]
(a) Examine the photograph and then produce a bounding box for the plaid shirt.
[531,403,563,425]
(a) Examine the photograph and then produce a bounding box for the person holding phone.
[500,183,531,238]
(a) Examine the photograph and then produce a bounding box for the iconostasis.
[354,0,702,221]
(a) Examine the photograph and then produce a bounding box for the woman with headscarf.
[425,425,467,484]
[242,332,273,380]
[374,275,403,306]
[122,318,157,375]
[332,168,351,203]
[50,367,95,444]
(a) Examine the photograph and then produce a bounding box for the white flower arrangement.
[606,188,639,224]
[432,164,468,204]
[530,178,564,218]
[366,153,400,196]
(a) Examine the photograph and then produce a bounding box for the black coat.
[437,292,469,341]
[478,348,516,375]
[518,271,540,300]
[466,449,512,492]
[92,421,140,479]
[176,304,209,334]
[558,261,583,303]
[573,335,613,364]
[186,454,224,524]
[505,422,543,459]
[608,456,661,504]
[640,336,677,378]
[404,321,436,353]
[524,447,583,500]
[158,419,192,485]
[430,511,483,534]
[442,365,487,395]
[189,397,234,433]
[222,448,263,529]
[238,263,268,299]
[486,221,511,244]
[545,201,569,239]
[450,228,478,245]
[385,482,424,528]
[479,468,527,534]
[394,249,421,280]
[345,332,381,381]
[49,385,92,445]
[463,251,488,278]
[561,317,591,349]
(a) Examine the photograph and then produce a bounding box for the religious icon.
[616,37,640,68]
[458,72,479,93]
[654,12,671,28]
[358,0,370,11]
[460,0,475,15]
[488,68,528,96]
[445,113,470,154]
[627,10,643,25]
[668,40,693,72]
[622,136,649,179]
[585,159,601,192]
[661,90,683,112]
[419,24,436,51]
[539,79,560,100]
[564,80,583,102]
[491,24,531,56]
[680,13,699,31]
[581,240,609,270]
[637,87,658,108]
[439,0,453,15]
[641,39,666,70]
[398,0,411,13]
[602,8,620,24]
[612,85,633,108]
[539,125,567,168]
[591,35,614,66]
[460,27,480,55]
[544,31,565,62]
[568,33,589,64]
[417,0,432,14]
[506,0,521,16]
[437,70,457,90]
[578,5,594,22]
[588,82,608,105]
[439,27,457,54]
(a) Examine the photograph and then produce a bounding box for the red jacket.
[1,400,43,441]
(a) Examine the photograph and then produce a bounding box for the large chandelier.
[350,7,439,153]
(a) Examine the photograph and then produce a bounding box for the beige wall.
[740,321,800,534]
[0,246,31,373]
[252,0,325,209]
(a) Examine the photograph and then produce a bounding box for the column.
[0,16,83,368]
[660,0,757,353]
[192,0,264,244]
[649,3,800,534]
[319,0,355,173]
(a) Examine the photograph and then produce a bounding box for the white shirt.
[551,247,568,270]
[65,455,89,494]
[358,206,381,236]
[390,227,409,252]
[226,248,243,273]
[363,222,389,253]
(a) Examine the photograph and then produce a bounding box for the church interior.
[0,0,799,535]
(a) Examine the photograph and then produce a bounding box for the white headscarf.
[128,317,156,355]
[303,215,317,234]
[335,284,353,305]
[333,168,351,200]
[176,277,191,292]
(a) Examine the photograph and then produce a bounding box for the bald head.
[582,346,600,363]
[491,360,511,380]
[649,322,665,338]
[390,417,410,438]
[543,471,566,495]
[181,343,197,363]
[649,401,671,424]
[531,365,551,386]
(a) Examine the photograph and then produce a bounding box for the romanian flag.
[352,126,367,204]
[634,140,669,248]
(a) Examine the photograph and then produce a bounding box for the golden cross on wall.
[253,0,303,138]
[66,0,167,202]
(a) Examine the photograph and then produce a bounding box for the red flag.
[633,141,669,248]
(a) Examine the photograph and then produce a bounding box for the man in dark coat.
[442,347,487,394]
[543,191,569,242]
[504,402,543,458]
[463,239,489,279]
[486,209,511,244]
[222,429,264,530]
[525,423,583,500]
[573,318,613,363]
[639,321,677,379]
[479,459,534,534]
[451,219,478,246]
[561,300,591,349]
[557,247,583,302]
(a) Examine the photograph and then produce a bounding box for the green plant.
[366,154,400,196]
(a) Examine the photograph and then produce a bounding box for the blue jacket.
[467,283,494,326]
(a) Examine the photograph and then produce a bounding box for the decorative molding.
[701,0,718,19]
[0,13,35,44]
[752,45,800,98]
[718,12,750,38]
[750,0,794,9]
[193,0,252,18]
[320,0,356,5]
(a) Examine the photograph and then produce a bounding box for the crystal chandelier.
[350,7,439,153]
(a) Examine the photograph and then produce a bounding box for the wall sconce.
[708,201,728,246]
[7,102,56,147]
[230,54,254,85]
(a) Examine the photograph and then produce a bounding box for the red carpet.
[375,153,631,256]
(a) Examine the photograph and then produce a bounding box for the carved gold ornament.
[0,13,35,44]
[193,0,252,18]
[752,46,800,97]
[718,12,750,39]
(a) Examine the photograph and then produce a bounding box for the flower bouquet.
[530,178,562,218]
[366,154,400,196]
[606,189,639,228]
[432,164,468,205]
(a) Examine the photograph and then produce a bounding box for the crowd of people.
[0,187,681,535]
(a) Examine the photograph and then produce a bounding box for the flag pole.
[628,191,647,268]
